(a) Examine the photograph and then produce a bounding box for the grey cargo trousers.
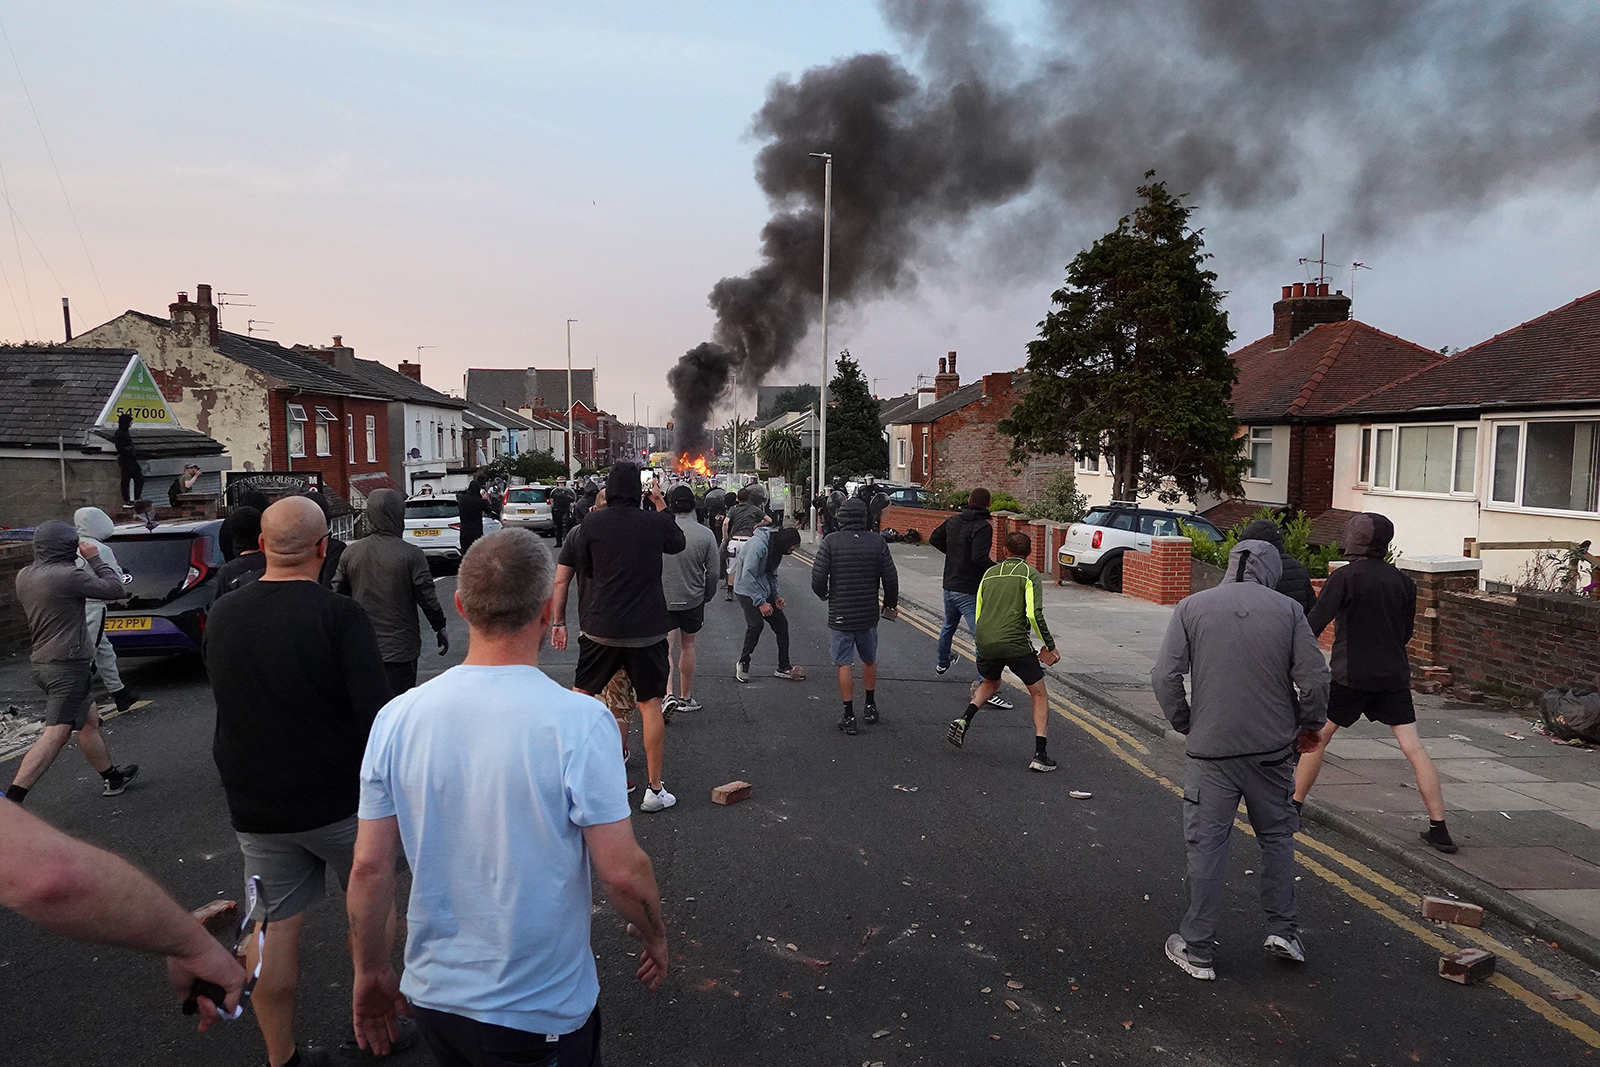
[1180,749,1300,961]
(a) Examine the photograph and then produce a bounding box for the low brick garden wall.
[1434,588,1600,696]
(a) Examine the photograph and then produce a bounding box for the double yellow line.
[890,601,1600,1047]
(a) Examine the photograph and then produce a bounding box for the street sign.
[96,355,181,428]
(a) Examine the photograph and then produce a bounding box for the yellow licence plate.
[1059,554,1075,566]
[104,616,152,632]
[412,528,442,537]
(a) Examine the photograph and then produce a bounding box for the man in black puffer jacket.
[811,498,899,735]
[1240,518,1315,613]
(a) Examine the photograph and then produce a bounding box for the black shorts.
[1327,682,1416,728]
[974,653,1045,687]
[667,605,704,635]
[574,636,670,701]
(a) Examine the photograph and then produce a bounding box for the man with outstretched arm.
[1152,538,1330,980]
[945,532,1059,770]
[348,528,666,1067]
[0,799,245,1028]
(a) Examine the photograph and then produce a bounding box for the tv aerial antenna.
[246,319,273,336]
[216,292,254,328]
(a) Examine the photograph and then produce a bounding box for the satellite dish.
[408,447,422,459]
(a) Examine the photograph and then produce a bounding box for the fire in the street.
[677,452,714,478]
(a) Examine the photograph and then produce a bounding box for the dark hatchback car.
[102,520,225,657]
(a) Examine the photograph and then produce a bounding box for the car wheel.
[1098,554,1124,593]
[1070,566,1097,585]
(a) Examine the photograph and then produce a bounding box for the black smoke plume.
[671,0,1600,452]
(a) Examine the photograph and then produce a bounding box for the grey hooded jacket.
[811,498,899,632]
[73,507,128,604]
[1152,539,1330,759]
[16,520,125,663]
[332,489,446,662]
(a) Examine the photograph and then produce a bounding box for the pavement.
[0,553,1597,1064]
[883,541,1600,957]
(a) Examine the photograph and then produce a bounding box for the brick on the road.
[1438,947,1496,985]
[191,899,238,936]
[1421,895,1485,928]
[712,781,752,806]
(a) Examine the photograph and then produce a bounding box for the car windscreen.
[406,501,458,519]
[105,535,200,603]
[1184,520,1223,541]
[506,488,549,503]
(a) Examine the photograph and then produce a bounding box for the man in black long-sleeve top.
[205,495,394,1067]
[1293,512,1456,853]
[929,487,1012,711]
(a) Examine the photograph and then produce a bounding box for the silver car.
[501,485,554,533]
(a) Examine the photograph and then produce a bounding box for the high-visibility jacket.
[975,559,1055,661]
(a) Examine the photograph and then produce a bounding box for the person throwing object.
[945,533,1058,770]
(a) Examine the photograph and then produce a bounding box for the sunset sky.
[3,1,1598,426]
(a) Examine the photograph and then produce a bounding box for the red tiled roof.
[1230,320,1446,423]
[1307,508,1360,548]
[1336,287,1600,417]
[1200,499,1275,531]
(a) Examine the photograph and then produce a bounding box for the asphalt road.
[2,551,1597,1066]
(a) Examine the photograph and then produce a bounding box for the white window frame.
[896,438,907,468]
[920,428,930,477]
[365,415,377,463]
[1076,452,1100,474]
[1246,426,1274,483]
[1484,416,1600,517]
[347,414,355,464]
[286,403,308,458]
[313,407,335,457]
[1362,422,1479,499]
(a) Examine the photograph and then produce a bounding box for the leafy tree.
[481,449,568,484]
[719,417,757,463]
[769,384,820,414]
[758,428,805,479]
[1000,174,1246,505]
[1026,470,1090,523]
[824,349,888,480]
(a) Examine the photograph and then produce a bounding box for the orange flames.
[677,452,714,478]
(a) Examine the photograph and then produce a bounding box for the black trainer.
[112,687,140,713]
[946,718,968,748]
[102,764,140,797]
[1421,824,1459,854]
[864,704,879,725]
[1028,752,1058,773]
[838,714,858,736]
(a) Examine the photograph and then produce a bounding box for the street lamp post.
[566,319,577,478]
[809,151,833,503]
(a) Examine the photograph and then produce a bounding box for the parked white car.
[502,485,554,533]
[1057,504,1222,592]
[404,494,502,564]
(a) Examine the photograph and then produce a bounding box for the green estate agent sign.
[97,355,181,428]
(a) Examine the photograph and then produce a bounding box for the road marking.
[891,599,1600,1044]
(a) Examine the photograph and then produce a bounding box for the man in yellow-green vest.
[946,531,1061,771]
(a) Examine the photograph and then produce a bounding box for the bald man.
[204,496,397,1067]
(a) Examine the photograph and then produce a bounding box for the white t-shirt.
[359,663,631,1035]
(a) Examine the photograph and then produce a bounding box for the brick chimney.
[981,371,1013,399]
[298,336,358,376]
[398,360,423,382]
[169,284,219,347]
[934,351,960,401]
[1272,282,1351,349]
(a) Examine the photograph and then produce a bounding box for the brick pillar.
[1123,536,1193,606]
[1027,521,1049,571]
[1398,556,1484,673]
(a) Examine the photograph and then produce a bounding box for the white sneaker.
[677,697,703,713]
[735,662,750,682]
[1263,933,1305,963]
[1165,934,1216,981]
[640,786,677,813]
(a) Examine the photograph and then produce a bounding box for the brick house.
[1200,282,1447,537]
[73,285,398,504]
[882,352,1068,501]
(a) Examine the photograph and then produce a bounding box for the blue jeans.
[937,590,978,670]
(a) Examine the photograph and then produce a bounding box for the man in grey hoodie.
[7,521,140,803]
[660,485,718,714]
[1152,539,1330,979]
[333,489,449,695]
[73,507,139,713]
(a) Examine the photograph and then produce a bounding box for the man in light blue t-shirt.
[347,529,667,1066]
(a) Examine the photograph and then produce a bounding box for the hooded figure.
[332,488,448,694]
[732,524,804,680]
[220,490,270,559]
[1151,538,1330,979]
[1240,519,1315,612]
[213,507,266,598]
[114,412,144,503]
[73,508,136,709]
[455,478,490,554]
[811,498,899,633]
[1306,512,1411,692]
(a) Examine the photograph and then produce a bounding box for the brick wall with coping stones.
[1402,567,1481,671]
[1287,424,1337,514]
[1123,536,1193,606]
[1431,589,1600,696]
[0,541,33,654]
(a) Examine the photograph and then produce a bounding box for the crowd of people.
[1,457,1456,1058]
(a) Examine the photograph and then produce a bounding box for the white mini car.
[404,494,502,563]
[1057,504,1222,592]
